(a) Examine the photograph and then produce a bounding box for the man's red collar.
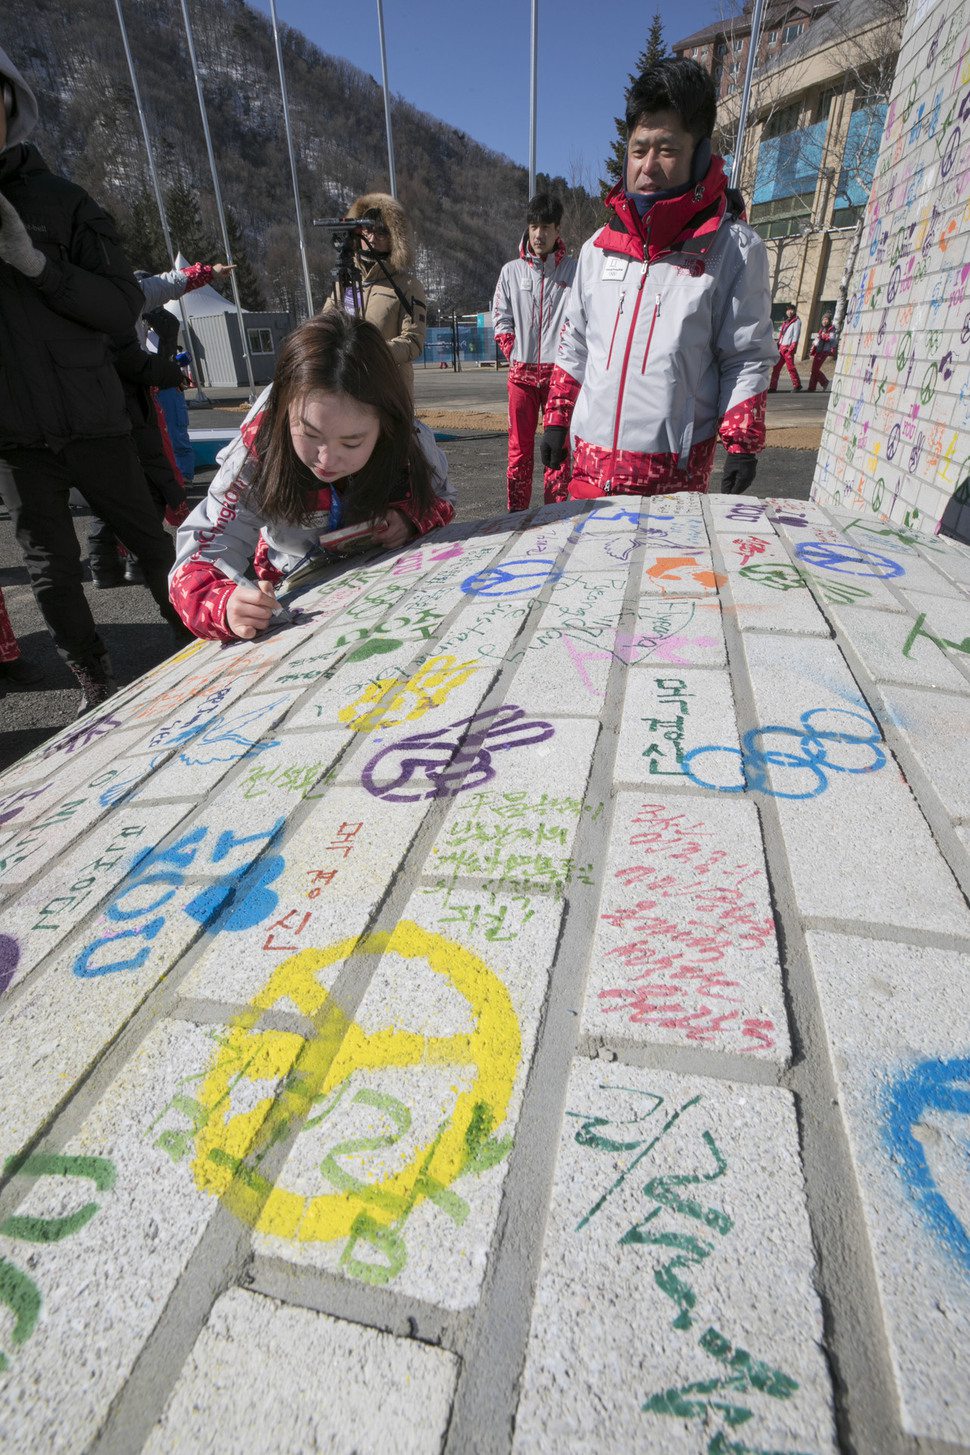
[519,232,567,267]
[596,158,729,263]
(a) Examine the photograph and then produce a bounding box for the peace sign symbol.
[460,557,562,596]
[794,542,905,578]
[191,922,521,1244]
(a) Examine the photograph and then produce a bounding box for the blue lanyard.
[327,485,343,532]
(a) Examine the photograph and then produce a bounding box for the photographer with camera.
[322,192,427,399]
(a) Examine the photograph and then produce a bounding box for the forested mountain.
[10,0,599,317]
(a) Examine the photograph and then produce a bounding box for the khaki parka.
[324,192,428,396]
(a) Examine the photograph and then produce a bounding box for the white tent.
[163,251,236,318]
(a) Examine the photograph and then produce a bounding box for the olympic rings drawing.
[793,542,905,578]
[681,707,887,800]
[460,558,562,596]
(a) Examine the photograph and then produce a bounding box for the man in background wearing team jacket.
[541,60,774,499]
[492,193,576,511]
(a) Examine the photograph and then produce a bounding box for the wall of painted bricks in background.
[0,491,967,1454]
[812,0,970,540]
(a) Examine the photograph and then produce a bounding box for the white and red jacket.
[778,314,802,349]
[544,163,774,496]
[169,387,455,641]
[810,323,837,357]
[492,236,576,385]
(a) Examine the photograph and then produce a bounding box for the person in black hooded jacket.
[0,43,189,713]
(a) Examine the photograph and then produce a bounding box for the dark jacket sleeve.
[113,333,184,391]
[33,192,143,336]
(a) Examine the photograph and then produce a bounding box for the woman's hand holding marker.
[226,579,281,639]
[371,508,415,549]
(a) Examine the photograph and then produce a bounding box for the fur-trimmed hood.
[0,44,39,150]
[346,191,414,275]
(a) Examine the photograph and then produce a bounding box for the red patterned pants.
[507,372,570,511]
[0,586,20,663]
[769,346,802,390]
[808,354,831,390]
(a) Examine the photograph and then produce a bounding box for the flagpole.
[179,0,258,398]
[113,0,208,401]
[269,0,314,318]
[376,0,398,197]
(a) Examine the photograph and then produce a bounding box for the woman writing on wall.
[169,311,454,641]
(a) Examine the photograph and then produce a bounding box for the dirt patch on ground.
[419,409,822,450]
[764,425,823,450]
[216,403,821,450]
[417,409,508,432]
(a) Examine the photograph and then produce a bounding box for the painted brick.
[896,590,970,681]
[178,783,437,1006]
[0,800,193,995]
[126,688,306,802]
[615,668,739,785]
[566,530,645,575]
[786,529,964,599]
[879,684,970,823]
[143,1288,459,1455]
[706,494,769,532]
[284,641,496,736]
[623,594,726,669]
[0,1020,258,1455]
[828,602,970,691]
[724,543,832,634]
[513,1059,836,1454]
[638,550,723,598]
[0,814,295,1162]
[582,792,789,1064]
[805,932,970,1444]
[426,717,601,887]
[507,578,627,714]
[738,633,970,935]
[251,889,566,1309]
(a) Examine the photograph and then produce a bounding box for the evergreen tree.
[600,13,669,199]
[117,186,168,272]
[225,208,266,310]
[165,176,217,264]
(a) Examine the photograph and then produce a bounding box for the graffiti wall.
[812,0,970,541]
[0,494,969,1451]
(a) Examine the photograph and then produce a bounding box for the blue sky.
[248,0,717,184]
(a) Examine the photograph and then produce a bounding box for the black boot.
[69,650,118,717]
[123,556,146,585]
[89,543,124,589]
[0,654,45,690]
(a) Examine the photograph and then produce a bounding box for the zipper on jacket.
[611,259,649,461]
[537,264,546,370]
[640,294,661,374]
[606,292,626,371]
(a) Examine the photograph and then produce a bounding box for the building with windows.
[673,1,832,105]
[674,0,902,350]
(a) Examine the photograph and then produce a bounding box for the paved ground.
[0,374,820,769]
[0,488,967,1454]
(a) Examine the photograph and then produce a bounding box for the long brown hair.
[248,312,436,526]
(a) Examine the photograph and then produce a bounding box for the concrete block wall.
[812,0,970,542]
[0,495,969,1454]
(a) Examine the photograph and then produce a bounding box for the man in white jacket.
[492,193,577,510]
[769,305,803,391]
[541,59,774,498]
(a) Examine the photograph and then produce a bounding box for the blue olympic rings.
[681,707,887,800]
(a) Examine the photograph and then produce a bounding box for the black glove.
[540,426,567,469]
[721,453,758,494]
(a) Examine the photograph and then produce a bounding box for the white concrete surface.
[0,491,968,1455]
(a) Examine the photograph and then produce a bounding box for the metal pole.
[178,0,257,397]
[113,0,208,402]
[529,0,539,196]
[730,0,768,190]
[269,0,314,319]
[375,0,398,198]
